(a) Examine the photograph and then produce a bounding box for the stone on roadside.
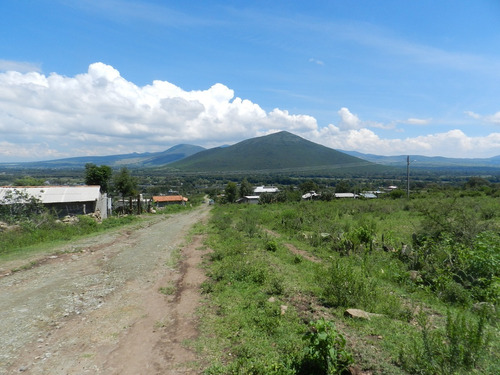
[344,308,383,320]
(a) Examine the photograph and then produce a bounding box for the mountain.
[342,151,500,168]
[143,144,206,166]
[166,131,378,174]
[0,144,205,169]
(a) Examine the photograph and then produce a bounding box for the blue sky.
[1,0,500,162]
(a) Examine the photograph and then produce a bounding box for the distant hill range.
[0,144,205,169]
[342,151,500,169]
[2,131,499,174]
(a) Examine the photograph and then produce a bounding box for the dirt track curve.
[0,204,211,375]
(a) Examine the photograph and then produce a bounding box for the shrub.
[399,309,491,374]
[389,189,405,199]
[266,240,278,252]
[298,318,353,374]
[321,258,377,309]
[410,231,500,305]
[235,211,260,237]
[280,209,303,231]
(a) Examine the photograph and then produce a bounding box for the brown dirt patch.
[284,243,322,263]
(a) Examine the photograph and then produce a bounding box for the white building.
[0,185,109,218]
[253,186,279,195]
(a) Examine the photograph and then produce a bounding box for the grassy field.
[195,195,499,374]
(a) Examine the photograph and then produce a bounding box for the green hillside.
[143,144,205,166]
[167,131,378,174]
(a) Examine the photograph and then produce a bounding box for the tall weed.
[399,309,492,374]
[321,257,377,309]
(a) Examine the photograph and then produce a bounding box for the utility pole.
[406,155,410,199]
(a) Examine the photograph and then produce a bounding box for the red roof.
[152,195,188,202]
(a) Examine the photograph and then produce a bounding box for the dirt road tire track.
[0,205,211,375]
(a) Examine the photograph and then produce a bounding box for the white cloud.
[464,110,500,124]
[485,112,500,124]
[406,118,431,125]
[1,62,500,161]
[465,110,481,120]
[337,107,361,130]
[0,59,41,73]
[308,58,324,66]
[308,127,500,158]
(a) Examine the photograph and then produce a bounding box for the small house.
[152,195,188,208]
[236,195,260,204]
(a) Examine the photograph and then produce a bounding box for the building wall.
[44,193,108,218]
[96,193,109,219]
[45,201,97,217]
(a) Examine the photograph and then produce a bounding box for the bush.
[399,309,491,374]
[298,318,353,374]
[321,258,377,309]
[410,231,500,305]
[266,240,278,252]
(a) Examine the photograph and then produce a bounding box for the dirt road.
[0,205,211,375]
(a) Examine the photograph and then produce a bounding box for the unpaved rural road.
[0,204,211,375]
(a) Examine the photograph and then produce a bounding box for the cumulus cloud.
[337,107,362,130]
[0,62,321,161]
[0,62,500,161]
[307,127,500,158]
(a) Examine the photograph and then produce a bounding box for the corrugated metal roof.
[152,195,188,202]
[0,186,101,204]
[254,186,279,193]
[334,193,358,198]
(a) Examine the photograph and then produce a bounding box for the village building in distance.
[152,195,188,208]
[0,185,110,219]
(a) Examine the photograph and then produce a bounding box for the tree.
[239,178,253,197]
[0,188,45,223]
[13,176,46,186]
[113,167,138,199]
[225,181,238,203]
[465,177,490,190]
[85,163,112,193]
[334,180,351,193]
[299,180,319,194]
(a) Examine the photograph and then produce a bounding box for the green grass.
[159,283,176,296]
[195,196,499,374]
[0,213,141,261]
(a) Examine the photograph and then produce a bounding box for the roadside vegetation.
[196,193,499,374]
[0,187,204,260]
[0,210,140,260]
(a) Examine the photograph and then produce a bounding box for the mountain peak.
[168,131,375,174]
